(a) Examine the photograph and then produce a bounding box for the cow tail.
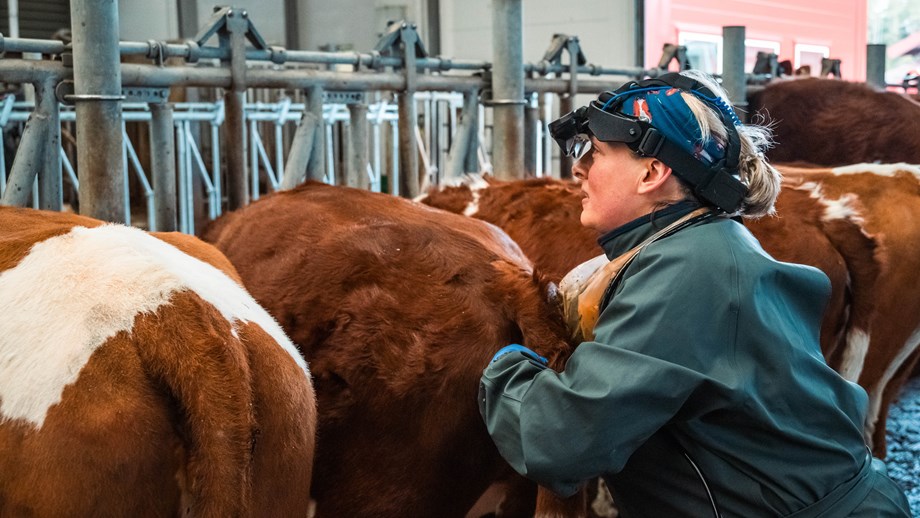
[133,292,256,517]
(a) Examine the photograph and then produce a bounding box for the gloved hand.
[490,343,548,365]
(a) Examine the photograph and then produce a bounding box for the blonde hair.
[677,70,782,219]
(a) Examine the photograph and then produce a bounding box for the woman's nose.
[571,160,587,180]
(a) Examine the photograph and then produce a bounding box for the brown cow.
[748,78,920,166]
[203,182,578,517]
[0,206,316,517]
[781,163,920,455]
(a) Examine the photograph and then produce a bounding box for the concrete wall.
[440,0,637,68]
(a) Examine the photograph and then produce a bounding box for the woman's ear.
[637,158,675,195]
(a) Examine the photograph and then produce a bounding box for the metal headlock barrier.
[0,2,894,234]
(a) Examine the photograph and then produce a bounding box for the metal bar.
[250,119,260,200]
[185,122,194,234]
[122,125,155,230]
[70,0,125,222]
[524,92,537,176]
[490,0,525,179]
[60,147,78,190]
[324,121,335,185]
[210,120,222,216]
[558,94,574,178]
[389,120,399,195]
[866,44,887,89]
[281,110,318,189]
[150,102,177,231]
[176,121,189,233]
[118,62,621,95]
[222,9,250,210]
[722,26,747,116]
[36,78,62,211]
[304,86,326,182]
[2,102,49,206]
[184,129,217,219]
[347,102,369,189]
[398,24,420,198]
[445,89,479,178]
[121,121,131,226]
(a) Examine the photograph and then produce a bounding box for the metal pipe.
[305,86,326,181]
[1,102,47,206]
[445,89,479,178]
[221,7,250,210]
[866,44,887,89]
[36,77,62,211]
[281,111,318,189]
[722,26,747,117]
[558,94,574,178]
[524,92,537,176]
[398,24,420,198]
[347,102,369,189]
[118,63,620,96]
[490,0,525,179]
[150,102,177,231]
[70,0,126,223]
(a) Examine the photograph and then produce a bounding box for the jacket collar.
[597,200,702,259]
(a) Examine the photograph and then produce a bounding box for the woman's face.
[571,138,654,234]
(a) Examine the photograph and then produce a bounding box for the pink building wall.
[644,0,868,81]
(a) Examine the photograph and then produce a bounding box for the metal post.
[558,94,574,178]
[866,44,887,89]
[221,8,250,210]
[70,0,125,222]
[398,24,420,198]
[281,110,319,189]
[490,0,525,179]
[722,26,747,118]
[464,92,480,174]
[347,102,369,189]
[524,92,537,176]
[1,98,47,207]
[36,77,62,211]
[305,85,326,182]
[446,89,480,178]
[150,102,177,231]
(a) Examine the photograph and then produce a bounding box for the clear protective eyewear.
[566,133,593,160]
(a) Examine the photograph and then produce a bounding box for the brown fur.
[781,165,920,455]
[748,78,920,165]
[204,182,577,517]
[0,206,316,516]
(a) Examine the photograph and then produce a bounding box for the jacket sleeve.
[479,244,742,497]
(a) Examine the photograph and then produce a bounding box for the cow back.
[205,181,575,517]
[0,206,315,517]
[749,78,920,165]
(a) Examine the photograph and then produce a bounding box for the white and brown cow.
[0,206,316,517]
[203,181,583,518]
[782,163,920,454]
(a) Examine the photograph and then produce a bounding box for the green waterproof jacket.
[479,203,911,517]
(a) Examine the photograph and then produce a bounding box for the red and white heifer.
[203,182,580,517]
[749,78,920,165]
[420,175,896,452]
[782,163,920,454]
[0,207,316,517]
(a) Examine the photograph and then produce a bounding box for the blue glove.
[490,344,548,365]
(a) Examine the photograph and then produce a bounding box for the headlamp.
[548,73,747,213]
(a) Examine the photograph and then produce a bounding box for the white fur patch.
[795,182,865,225]
[462,174,490,217]
[0,225,308,428]
[838,328,870,382]
[831,163,920,178]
